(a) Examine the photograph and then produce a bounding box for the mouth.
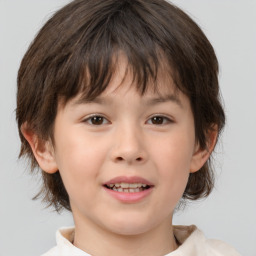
[103,176,154,202]
[104,182,152,193]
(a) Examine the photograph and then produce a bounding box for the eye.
[83,115,109,125]
[147,115,173,125]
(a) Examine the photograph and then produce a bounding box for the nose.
[110,124,148,165]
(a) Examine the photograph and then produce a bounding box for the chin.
[105,215,155,236]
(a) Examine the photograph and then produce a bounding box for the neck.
[73,215,178,256]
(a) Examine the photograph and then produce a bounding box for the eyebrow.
[72,96,111,106]
[144,94,183,108]
[73,93,183,108]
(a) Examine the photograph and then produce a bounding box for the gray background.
[0,0,255,255]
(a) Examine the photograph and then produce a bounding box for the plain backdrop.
[0,0,255,255]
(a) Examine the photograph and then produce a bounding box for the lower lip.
[103,187,153,203]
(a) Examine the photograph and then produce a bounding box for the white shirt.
[41,225,241,256]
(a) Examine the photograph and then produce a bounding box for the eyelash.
[146,115,173,125]
[83,115,110,125]
[83,114,173,126]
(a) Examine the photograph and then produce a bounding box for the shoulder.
[205,238,241,256]
[40,227,87,256]
[171,225,241,256]
[41,246,59,256]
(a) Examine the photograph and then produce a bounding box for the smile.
[103,176,154,203]
[105,183,151,193]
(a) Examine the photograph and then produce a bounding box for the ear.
[190,126,218,173]
[21,123,58,174]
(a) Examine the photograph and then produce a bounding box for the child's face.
[45,59,206,236]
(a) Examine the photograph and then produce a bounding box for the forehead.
[68,55,187,112]
[72,53,181,105]
[111,54,175,90]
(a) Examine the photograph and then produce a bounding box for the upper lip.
[103,176,154,186]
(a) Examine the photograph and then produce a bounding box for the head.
[17,0,225,213]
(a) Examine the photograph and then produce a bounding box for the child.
[16,0,241,255]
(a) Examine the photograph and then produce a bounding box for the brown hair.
[16,0,225,212]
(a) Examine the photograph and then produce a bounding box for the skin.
[22,57,217,256]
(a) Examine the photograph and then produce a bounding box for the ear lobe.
[21,123,58,174]
[190,127,218,173]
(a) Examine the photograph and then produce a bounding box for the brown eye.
[85,115,109,125]
[147,115,172,125]
[91,116,104,125]
[151,116,164,124]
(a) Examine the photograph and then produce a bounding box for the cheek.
[53,131,109,195]
[55,128,106,167]
[151,133,194,199]
[154,134,194,174]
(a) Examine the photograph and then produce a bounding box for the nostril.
[115,156,143,162]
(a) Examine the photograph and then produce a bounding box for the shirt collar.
[55,225,205,256]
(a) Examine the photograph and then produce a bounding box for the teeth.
[112,183,147,188]
[106,182,150,193]
[107,182,148,193]
[115,187,143,193]
[129,183,138,188]
[120,183,129,188]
